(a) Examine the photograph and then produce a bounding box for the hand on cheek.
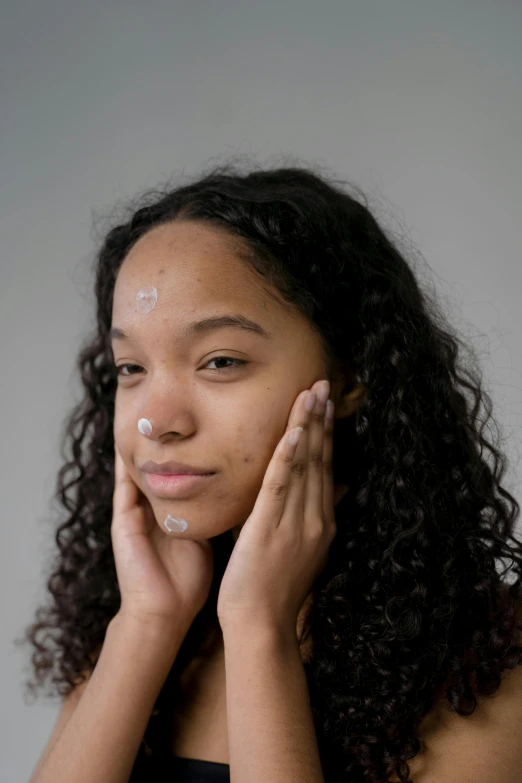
[216,379,336,634]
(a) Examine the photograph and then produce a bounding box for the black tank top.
[131,748,230,782]
[169,756,230,782]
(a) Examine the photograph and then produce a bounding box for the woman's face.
[111,219,333,542]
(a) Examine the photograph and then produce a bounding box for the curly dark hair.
[16,157,522,783]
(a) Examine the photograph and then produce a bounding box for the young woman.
[22,161,522,783]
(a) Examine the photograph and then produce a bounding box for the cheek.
[113,412,134,452]
[113,410,143,476]
[232,413,286,478]
[213,421,284,524]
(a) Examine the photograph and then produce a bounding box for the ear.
[332,381,367,419]
[329,357,367,420]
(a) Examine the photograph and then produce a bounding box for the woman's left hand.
[216,379,337,635]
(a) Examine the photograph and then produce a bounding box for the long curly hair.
[17,158,522,783]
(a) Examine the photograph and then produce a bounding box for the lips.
[143,471,216,498]
[140,459,215,475]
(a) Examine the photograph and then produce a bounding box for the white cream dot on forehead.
[138,418,152,436]
[164,515,189,533]
[136,285,158,314]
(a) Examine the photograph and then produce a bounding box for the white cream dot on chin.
[138,418,152,436]
[164,515,189,533]
[136,285,158,314]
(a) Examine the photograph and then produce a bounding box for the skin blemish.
[164,515,189,533]
[138,418,153,436]
[136,285,158,314]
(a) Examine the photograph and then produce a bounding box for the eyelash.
[114,356,249,377]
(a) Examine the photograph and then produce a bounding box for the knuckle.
[291,460,307,478]
[323,458,333,476]
[266,480,287,497]
[307,518,326,538]
[309,449,323,465]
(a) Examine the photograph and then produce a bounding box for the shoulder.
[388,590,522,782]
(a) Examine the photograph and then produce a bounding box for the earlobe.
[334,383,367,419]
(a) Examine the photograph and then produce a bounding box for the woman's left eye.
[204,356,248,371]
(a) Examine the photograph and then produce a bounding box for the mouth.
[143,471,217,498]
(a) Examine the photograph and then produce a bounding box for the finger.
[280,387,314,437]
[284,381,329,530]
[279,388,318,529]
[304,384,328,523]
[113,443,139,520]
[249,401,309,530]
[322,399,335,526]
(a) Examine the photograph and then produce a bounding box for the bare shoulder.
[388,591,522,782]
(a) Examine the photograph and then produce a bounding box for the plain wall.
[1,1,521,779]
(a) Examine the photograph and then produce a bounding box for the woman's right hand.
[110,444,215,634]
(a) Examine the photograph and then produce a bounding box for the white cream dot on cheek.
[136,285,158,314]
[138,418,153,436]
[164,515,189,533]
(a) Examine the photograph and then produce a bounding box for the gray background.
[2,1,521,779]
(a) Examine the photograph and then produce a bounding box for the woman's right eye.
[115,364,142,377]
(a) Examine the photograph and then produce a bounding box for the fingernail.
[305,392,317,412]
[316,381,330,405]
[288,426,303,446]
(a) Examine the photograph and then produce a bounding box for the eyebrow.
[109,313,273,344]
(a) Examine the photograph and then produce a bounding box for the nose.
[134,377,196,440]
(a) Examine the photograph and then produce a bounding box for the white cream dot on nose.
[138,418,152,436]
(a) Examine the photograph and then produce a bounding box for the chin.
[151,510,241,542]
[145,481,256,540]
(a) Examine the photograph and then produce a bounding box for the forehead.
[112,219,280,321]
